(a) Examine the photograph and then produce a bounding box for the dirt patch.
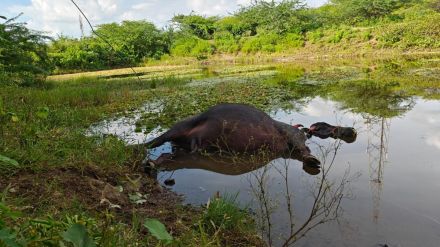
[0,165,198,236]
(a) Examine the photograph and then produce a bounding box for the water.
[88,58,440,246]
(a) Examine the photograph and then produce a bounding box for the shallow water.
[89,57,440,246]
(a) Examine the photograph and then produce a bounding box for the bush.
[377,15,440,48]
[214,16,251,37]
[49,21,170,72]
[236,0,307,34]
[191,39,214,59]
[275,32,305,51]
[328,29,345,43]
[331,0,407,23]
[172,14,218,40]
[171,35,214,58]
[0,15,51,86]
[306,29,325,43]
[214,32,240,53]
[240,32,280,53]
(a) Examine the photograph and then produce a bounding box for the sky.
[1,0,329,38]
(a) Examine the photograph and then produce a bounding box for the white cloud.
[303,98,337,117]
[427,134,440,151]
[186,0,235,16]
[5,0,327,37]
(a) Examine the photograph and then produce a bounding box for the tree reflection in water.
[151,136,359,246]
[366,116,391,223]
[246,140,360,246]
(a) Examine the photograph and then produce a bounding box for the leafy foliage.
[236,0,307,34]
[23,0,438,66]
[143,218,173,244]
[62,224,96,247]
[96,20,170,60]
[171,35,214,59]
[330,0,408,23]
[49,21,171,72]
[0,14,51,86]
[0,155,19,168]
[172,14,218,40]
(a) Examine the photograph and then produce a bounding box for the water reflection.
[149,148,321,177]
[149,134,358,246]
[246,140,359,246]
[366,117,391,223]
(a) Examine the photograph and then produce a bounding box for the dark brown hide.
[146,103,320,167]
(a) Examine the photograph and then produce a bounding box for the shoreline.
[48,48,440,81]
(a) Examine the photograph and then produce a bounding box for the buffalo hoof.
[303,155,321,168]
[303,165,321,175]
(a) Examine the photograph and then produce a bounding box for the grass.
[201,193,249,233]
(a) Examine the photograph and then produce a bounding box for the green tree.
[95,20,171,60]
[172,14,219,39]
[0,14,51,86]
[214,16,252,37]
[49,20,171,72]
[236,0,307,34]
[330,0,409,23]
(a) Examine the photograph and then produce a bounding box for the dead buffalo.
[146,103,355,168]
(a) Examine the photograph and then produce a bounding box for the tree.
[0,14,51,86]
[330,0,408,22]
[236,0,307,35]
[171,14,219,39]
[96,20,171,60]
[214,16,252,37]
[49,20,171,71]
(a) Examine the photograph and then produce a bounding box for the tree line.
[1,0,440,84]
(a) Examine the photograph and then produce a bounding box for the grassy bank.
[0,75,264,246]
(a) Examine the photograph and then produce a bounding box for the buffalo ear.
[301,128,312,138]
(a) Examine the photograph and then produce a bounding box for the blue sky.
[2,0,329,37]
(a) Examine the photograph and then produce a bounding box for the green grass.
[201,193,249,233]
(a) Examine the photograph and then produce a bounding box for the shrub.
[191,39,214,59]
[306,29,324,43]
[172,14,218,40]
[240,32,280,53]
[377,15,440,48]
[0,15,51,86]
[328,29,345,43]
[275,32,305,51]
[214,32,240,53]
[214,16,251,37]
[171,36,214,58]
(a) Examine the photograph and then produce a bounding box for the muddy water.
[89,58,440,246]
